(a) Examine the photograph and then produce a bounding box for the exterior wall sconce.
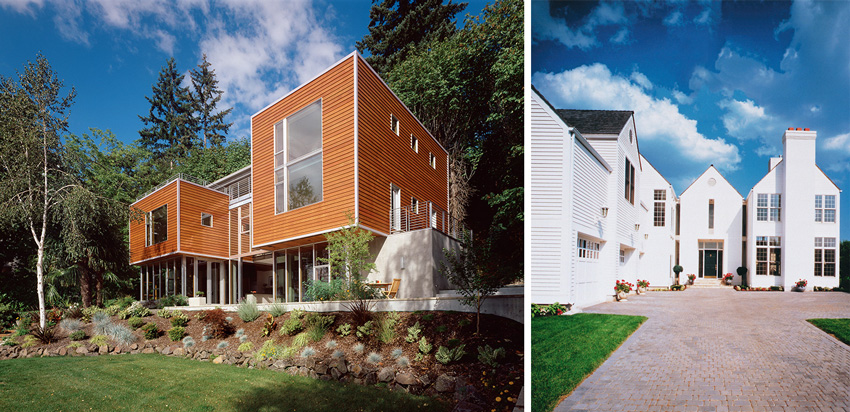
[634,223,640,231]
[601,207,609,218]
[644,234,649,240]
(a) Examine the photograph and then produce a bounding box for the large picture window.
[274,100,323,213]
[814,237,836,277]
[756,194,780,222]
[755,236,781,276]
[145,205,168,246]
[815,195,836,223]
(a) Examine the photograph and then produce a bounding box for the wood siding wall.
[251,56,355,248]
[355,55,448,234]
[129,181,178,264]
[178,181,229,258]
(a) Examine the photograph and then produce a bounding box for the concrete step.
[690,278,732,288]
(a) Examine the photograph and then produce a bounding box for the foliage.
[332,349,345,359]
[64,304,82,319]
[238,341,253,352]
[673,265,683,275]
[356,320,375,340]
[21,335,38,348]
[446,338,461,348]
[420,313,434,322]
[291,332,310,349]
[159,295,188,308]
[106,324,136,346]
[722,273,733,282]
[477,345,505,368]
[141,323,159,340]
[344,298,376,327]
[69,330,86,341]
[168,326,186,342]
[237,295,260,322]
[138,57,196,164]
[280,316,304,336]
[201,308,232,338]
[531,302,570,318]
[738,266,749,287]
[30,323,58,344]
[336,323,352,337]
[366,352,383,365]
[182,336,195,348]
[391,347,403,359]
[841,241,850,291]
[268,303,287,317]
[170,312,189,328]
[418,337,432,354]
[300,347,316,358]
[396,356,410,368]
[353,343,365,354]
[92,312,112,335]
[377,311,400,343]
[795,279,808,288]
[254,340,280,362]
[615,280,634,294]
[321,214,379,318]
[127,316,145,329]
[90,334,109,347]
[304,313,334,342]
[2,336,19,346]
[808,318,850,347]
[405,321,422,343]
[303,278,348,302]
[637,279,650,288]
[59,318,83,333]
[217,341,229,349]
[123,302,151,319]
[104,296,135,311]
[158,308,175,319]
[0,293,28,330]
[435,344,465,364]
[189,53,232,149]
[435,325,447,333]
[325,340,337,349]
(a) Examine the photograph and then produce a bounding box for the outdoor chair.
[384,278,401,299]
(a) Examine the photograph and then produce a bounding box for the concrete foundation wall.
[369,229,460,299]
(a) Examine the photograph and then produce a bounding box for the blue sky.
[0,0,488,146]
[532,0,850,240]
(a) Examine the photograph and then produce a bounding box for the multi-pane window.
[815,195,836,222]
[410,134,418,152]
[653,190,665,227]
[274,100,323,213]
[624,158,635,204]
[755,236,781,276]
[756,194,780,221]
[240,216,250,234]
[201,213,212,227]
[145,205,168,246]
[708,200,715,229]
[391,114,399,135]
[619,249,626,265]
[814,237,837,277]
[577,237,600,259]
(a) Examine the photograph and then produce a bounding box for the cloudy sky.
[0,0,488,145]
[532,0,849,240]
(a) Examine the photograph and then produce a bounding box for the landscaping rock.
[330,367,343,380]
[161,346,172,356]
[436,374,456,393]
[313,362,328,375]
[395,372,418,386]
[378,367,395,382]
[350,363,364,378]
[212,356,224,364]
[420,374,432,387]
[141,348,155,354]
[98,345,109,355]
[364,372,377,386]
[130,343,138,350]
[172,348,184,356]
[58,347,67,356]
[88,344,98,352]
[329,358,347,374]
[76,346,88,355]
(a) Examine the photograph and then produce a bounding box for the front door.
[704,250,718,278]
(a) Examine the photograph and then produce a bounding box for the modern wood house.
[130,52,459,305]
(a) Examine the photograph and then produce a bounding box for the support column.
[237,257,243,303]
[206,261,213,304]
[272,253,277,303]
[139,266,143,301]
[181,256,187,296]
[219,262,225,305]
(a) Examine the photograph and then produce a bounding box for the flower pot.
[188,297,207,306]
[617,291,628,301]
[637,286,646,294]
[725,278,733,285]
[794,286,806,292]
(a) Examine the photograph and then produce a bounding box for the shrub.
[158,294,188,308]
[255,340,281,361]
[405,321,422,343]
[353,343,365,354]
[305,313,334,342]
[332,349,345,359]
[300,346,316,358]
[377,312,399,343]
[92,311,110,324]
[202,308,233,338]
[396,356,410,368]
[168,327,186,342]
[92,313,112,336]
[30,324,57,344]
[170,312,189,328]
[268,303,287,317]
[127,317,145,329]
[238,342,253,352]
[239,335,248,343]
[66,342,82,349]
[158,309,175,319]
[124,302,151,319]
[217,341,229,349]
[0,294,27,330]
[366,352,382,364]
[356,321,375,339]
[2,336,18,346]
[418,337,432,354]
[59,318,83,333]
[420,313,434,322]
[325,340,337,349]
[477,345,505,368]
[391,347,403,359]
[106,324,136,346]
[237,295,260,322]
[235,328,245,337]
[225,316,233,323]
[303,278,347,302]
[435,344,466,364]
[458,318,471,327]
[414,353,425,362]
[105,305,122,316]
[292,332,310,349]
[336,323,352,337]
[69,330,86,341]
[280,317,303,336]
[262,313,277,337]
[21,335,37,348]
[81,306,103,323]
[447,338,461,348]
[64,305,82,320]
[141,323,159,340]
[90,334,109,347]
[182,336,195,348]
[104,296,135,310]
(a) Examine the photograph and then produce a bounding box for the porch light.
[634,223,640,231]
[644,234,649,240]
[601,207,609,218]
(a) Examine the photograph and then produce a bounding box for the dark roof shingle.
[555,109,633,135]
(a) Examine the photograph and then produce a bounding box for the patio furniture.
[384,278,400,299]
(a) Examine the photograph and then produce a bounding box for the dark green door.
[704,250,718,278]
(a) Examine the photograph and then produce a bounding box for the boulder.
[161,346,172,356]
[313,362,328,375]
[58,347,67,356]
[395,372,418,386]
[212,356,224,364]
[172,348,185,357]
[130,343,138,350]
[378,367,395,382]
[435,374,456,393]
[141,348,155,354]
[98,345,109,355]
[76,346,89,355]
[349,363,364,378]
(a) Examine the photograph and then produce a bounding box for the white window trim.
[815,195,836,223]
[274,99,324,214]
[410,134,418,152]
[429,152,436,169]
[201,212,213,228]
[145,204,168,247]
[814,237,837,277]
[391,114,399,136]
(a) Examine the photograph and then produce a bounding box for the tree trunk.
[36,243,46,329]
[94,269,104,307]
[79,261,92,308]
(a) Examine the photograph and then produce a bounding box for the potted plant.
[722,273,733,285]
[188,291,206,307]
[636,279,649,294]
[615,280,633,301]
[687,274,696,285]
[737,266,748,288]
[794,279,807,292]
[673,265,683,285]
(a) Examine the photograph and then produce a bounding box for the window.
[391,114,399,135]
[577,237,600,259]
[624,158,635,204]
[429,152,436,169]
[756,194,780,221]
[410,134,418,152]
[815,195,836,222]
[654,190,665,227]
[755,236,781,276]
[708,200,714,229]
[201,213,212,227]
[814,237,837,277]
[241,216,250,234]
[274,100,323,213]
[619,249,626,265]
[411,197,419,214]
[145,205,168,246]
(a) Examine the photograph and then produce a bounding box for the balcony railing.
[136,173,210,202]
[389,201,467,239]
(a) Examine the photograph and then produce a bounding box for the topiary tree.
[673,265,683,285]
[737,266,748,288]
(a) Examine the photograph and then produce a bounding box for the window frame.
[200,212,213,228]
[411,197,419,214]
[653,189,666,227]
[145,204,168,247]
[756,193,781,222]
[755,236,781,276]
[815,195,836,223]
[814,237,837,277]
[274,99,324,214]
[708,200,715,229]
[410,134,418,152]
[429,152,436,169]
[624,158,635,205]
[391,114,399,136]
[577,236,600,260]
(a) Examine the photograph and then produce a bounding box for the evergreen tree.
[190,54,232,148]
[138,57,196,166]
[356,0,467,75]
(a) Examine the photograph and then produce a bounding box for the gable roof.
[680,164,743,198]
[554,109,634,135]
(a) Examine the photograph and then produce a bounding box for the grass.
[0,354,450,412]
[532,313,647,412]
[808,318,850,346]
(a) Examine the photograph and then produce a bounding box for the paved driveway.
[554,289,850,412]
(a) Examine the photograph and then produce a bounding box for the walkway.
[555,289,850,412]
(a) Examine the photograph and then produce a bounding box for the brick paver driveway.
[554,288,850,412]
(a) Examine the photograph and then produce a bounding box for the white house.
[529,87,842,308]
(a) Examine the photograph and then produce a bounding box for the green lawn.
[0,354,449,412]
[531,313,646,412]
[808,318,850,346]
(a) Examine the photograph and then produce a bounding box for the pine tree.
[356,0,467,75]
[190,54,232,148]
[138,58,196,165]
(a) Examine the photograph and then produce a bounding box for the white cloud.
[629,71,652,90]
[672,90,693,105]
[717,98,780,142]
[823,132,850,154]
[610,27,629,44]
[532,1,629,50]
[694,8,712,25]
[0,0,44,15]
[532,64,741,170]
[663,10,682,26]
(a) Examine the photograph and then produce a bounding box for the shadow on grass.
[232,376,450,412]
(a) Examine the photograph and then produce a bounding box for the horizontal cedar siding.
[178,181,229,258]
[129,181,178,264]
[355,56,448,234]
[251,56,355,248]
